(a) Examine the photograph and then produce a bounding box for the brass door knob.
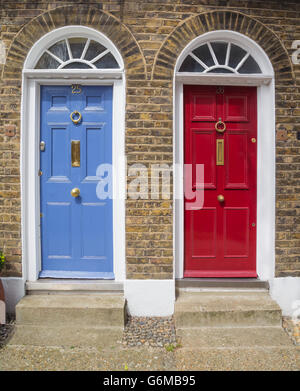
[217,194,225,202]
[71,188,80,197]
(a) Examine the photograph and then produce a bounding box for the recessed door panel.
[192,130,216,189]
[191,208,217,258]
[81,202,108,259]
[46,202,72,258]
[191,93,217,121]
[84,126,106,179]
[224,207,249,258]
[50,127,70,179]
[224,95,248,122]
[51,95,68,109]
[85,94,104,111]
[225,132,248,189]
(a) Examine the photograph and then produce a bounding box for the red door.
[184,85,257,278]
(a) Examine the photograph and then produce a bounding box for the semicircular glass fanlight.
[179,41,261,74]
[35,37,120,70]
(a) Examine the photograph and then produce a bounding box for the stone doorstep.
[176,326,294,348]
[175,310,282,328]
[10,293,126,348]
[26,279,123,295]
[174,291,282,327]
[9,324,124,348]
[176,278,269,290]
[15,294,126,328]
[10,289,289,350]
[175,290,282,308]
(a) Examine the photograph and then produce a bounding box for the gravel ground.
[0,317,15,349]
[283,317,300,345]
[122,316,178,348]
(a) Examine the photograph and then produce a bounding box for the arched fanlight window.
[178,41,261,74]
[34,37,120,70]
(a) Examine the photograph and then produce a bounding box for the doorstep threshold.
[176,278,269,290]
[26,279,123,295]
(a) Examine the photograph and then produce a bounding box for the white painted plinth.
[270,277,300,317]
[124,279,175,316]
[1,277,25,315]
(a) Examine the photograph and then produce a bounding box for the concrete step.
[176,326,294,348]
[11,294,126,348]
[15,294,125,327]
[9,324,124,348]
[176,278,269,290]
[175,291,282,327]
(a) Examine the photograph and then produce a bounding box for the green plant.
[165,344,176,352]
[0,250,5,273]
[164,342,182,352]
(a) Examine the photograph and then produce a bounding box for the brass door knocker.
[70,110,82,125]
[215,118,226,133]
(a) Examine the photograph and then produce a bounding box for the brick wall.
[0,0,299,278]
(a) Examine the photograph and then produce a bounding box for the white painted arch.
[21,26,126,282]
[174,30,276,281]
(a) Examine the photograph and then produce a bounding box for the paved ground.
[1,314,300,371]
[0,322,299,371]
[0,344,176,371]
[283,317,300,345]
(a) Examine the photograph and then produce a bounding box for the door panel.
[191,94,217,121]
[40,85,114,278]
[83,126,106,179]
[225,132,248,189]
[184,85,257,277]
[224,207,249,258]
[81,202,107,258]
[50,127,70,179]
[192,130,216,189]
[191,208,217,258]
[224,95,249,122]
[46,202,72,258]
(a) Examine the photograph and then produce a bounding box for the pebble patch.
[0,318,15,348]
[122,316,178,348]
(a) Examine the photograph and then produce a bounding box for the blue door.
[40,85,114,278]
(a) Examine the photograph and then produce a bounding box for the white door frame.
[20,27,126,282]
[174,31,276,281]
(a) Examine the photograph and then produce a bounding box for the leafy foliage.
[0,250,5,272]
